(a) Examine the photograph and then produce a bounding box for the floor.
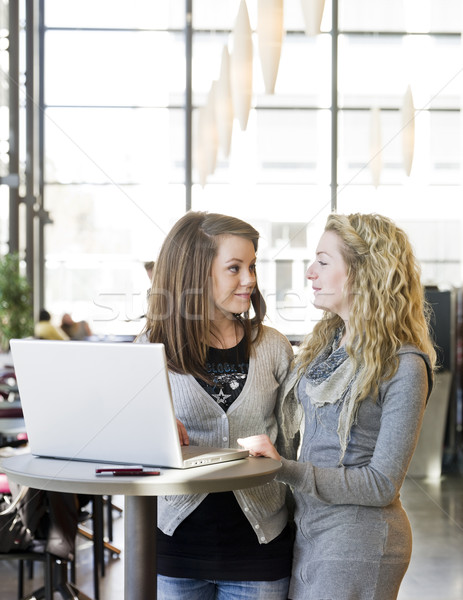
[398,474,463,600]
[1,475,462,600]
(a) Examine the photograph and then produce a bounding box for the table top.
[1,453,282,496]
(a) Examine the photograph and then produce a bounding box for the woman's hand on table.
[237,435,281,461]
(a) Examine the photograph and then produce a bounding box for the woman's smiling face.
[210,235,257,319]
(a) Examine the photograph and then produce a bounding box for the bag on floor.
[0,486,46,553]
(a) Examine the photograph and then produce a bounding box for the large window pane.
[256,109,329,184]
[45,183,185,334]
[45,0,184,30]
[41,0,463,338]
[339,0,462,33]
[339,109,405,186]
[45,30,185,106]
[45,107,185,184]
[429,111,461,185]
[338,34,462,109]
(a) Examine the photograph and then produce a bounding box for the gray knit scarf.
[304,330,362,464]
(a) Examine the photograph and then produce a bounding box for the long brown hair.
[140,211,266,378]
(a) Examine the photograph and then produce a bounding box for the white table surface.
[1,452,282,600]
[0,452,281,496]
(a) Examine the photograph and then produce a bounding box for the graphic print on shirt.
[197,338,248,411]
[208,363,247,410]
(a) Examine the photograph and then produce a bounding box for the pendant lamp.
[195,82,219,187]
[402,85,415,177]
[369,107,382,188]
[257,0,284,95]
[215,46,234,158]
[300,0,326,36]
[231,0,253,131]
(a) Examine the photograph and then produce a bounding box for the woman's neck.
[338,322,350,348]
[209,317,243,349]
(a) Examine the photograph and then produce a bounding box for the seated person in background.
[61,313,92,340]
[35,309,69,340]
[144,260,155,302]
[144,260,155,283]
[139,260,156,318]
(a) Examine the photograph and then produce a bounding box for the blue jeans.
[157,575,290,600]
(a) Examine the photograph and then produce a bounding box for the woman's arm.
[241,352,429,507]
[266,329,301,460]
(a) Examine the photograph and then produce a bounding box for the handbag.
[0,485,46,553]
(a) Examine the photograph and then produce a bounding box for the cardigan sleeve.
[275,374,303,461]
[252,326,302,459]
[276,352,430,506]
[269,327,294,384]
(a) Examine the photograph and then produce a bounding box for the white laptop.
[9,339,249,469]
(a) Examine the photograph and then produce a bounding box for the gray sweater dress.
[277,345,433,600]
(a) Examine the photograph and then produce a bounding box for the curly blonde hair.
[297,213,436,403]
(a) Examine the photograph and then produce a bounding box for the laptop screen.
[10,339,185,467]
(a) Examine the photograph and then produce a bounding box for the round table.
[1,453,282,600]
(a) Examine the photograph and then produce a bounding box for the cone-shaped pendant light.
[257,0,284,95]
[216,46,234,158]
[231,0,253,131]
[402,85,415,177]
[195,82,219,187]
[300,0,326,36]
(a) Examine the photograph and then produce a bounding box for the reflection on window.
[42,1,463,337]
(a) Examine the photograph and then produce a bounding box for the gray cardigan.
[140,325,294,544]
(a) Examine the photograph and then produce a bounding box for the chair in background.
[0,483,92,600]
[77,494,122,598]
[0,370,27,450]
[0,368,19,403]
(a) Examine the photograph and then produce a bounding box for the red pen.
[95,468,160,477]
[95,467,143,474]
[112,470,160,477]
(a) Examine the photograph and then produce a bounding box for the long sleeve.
[275,368,303,460]
[277,351,430,507]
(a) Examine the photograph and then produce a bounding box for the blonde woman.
[239,213,436,600]
[139,211,294,600]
